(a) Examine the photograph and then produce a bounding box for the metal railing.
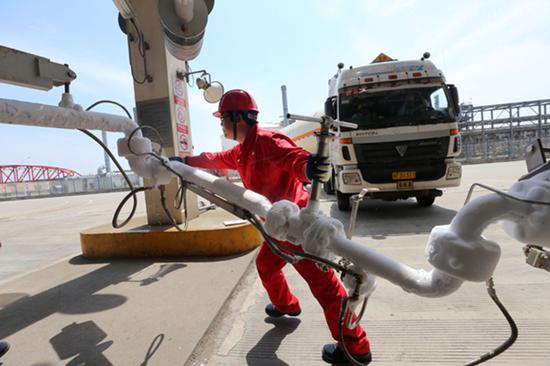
[0,173,143,200]
[459,99,550,163]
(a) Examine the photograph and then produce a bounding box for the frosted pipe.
[0,100,269,213]
[331,235,464,297]
[169,161,272,218]
[115,133,273,214]
[450,193,515,240]
[426,170,550,282]
[0,98,138,135]
[297,211,464,297]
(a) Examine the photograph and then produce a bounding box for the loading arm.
[1,98,549,300]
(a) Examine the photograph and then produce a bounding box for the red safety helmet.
[213,89,259,117]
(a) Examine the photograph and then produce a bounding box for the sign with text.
[173,78,191,156]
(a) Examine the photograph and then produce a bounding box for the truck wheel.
[416,195,435,207]
[337,191,351,211]
[323,171,336,195]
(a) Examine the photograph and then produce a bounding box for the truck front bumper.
[337,161,462,195]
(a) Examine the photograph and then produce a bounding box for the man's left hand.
[169,156,188,164]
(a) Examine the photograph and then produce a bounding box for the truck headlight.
[342,172,362,185]
[446,165,462,179]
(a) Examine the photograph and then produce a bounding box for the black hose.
[125,132,192,233]
[112,186,151,228]
[461,184,523,365]
[82,101,142,228]
[338,297,372,366]
[78,127,142,228]
[128,18,151,84]
[126,125,165,156]
[464,279,518,366]
[86,100,132,119]
[465,182,550,206]
[159,186,186,232]
[171,177,188,231]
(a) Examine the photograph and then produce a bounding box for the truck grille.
[353,137,449,183]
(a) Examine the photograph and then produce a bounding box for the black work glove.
[169,156,188,164]
[306,154,331,182]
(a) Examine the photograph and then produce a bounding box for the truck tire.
[323,171,336,195]
[416,195,435,207]
[337,191,351,211]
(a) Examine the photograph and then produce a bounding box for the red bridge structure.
[0,165,80,183]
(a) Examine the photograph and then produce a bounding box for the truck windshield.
[339,86,455,130]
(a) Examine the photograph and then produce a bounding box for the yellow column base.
[80,211,262,258]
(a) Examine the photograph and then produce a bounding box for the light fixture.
[159,0,215,61]
[112,0,136,19]
[181,69,224,103]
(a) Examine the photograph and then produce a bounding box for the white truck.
[283,53,462,210]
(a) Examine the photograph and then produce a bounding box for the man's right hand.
[306,154,331,182]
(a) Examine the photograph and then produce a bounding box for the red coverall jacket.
[186,123,370,355]
[187,124,310,208]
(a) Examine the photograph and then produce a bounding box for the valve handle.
[286,113,358,130]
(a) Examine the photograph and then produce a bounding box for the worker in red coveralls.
[172,89,372,364]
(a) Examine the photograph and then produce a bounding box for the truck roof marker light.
[412,72,422,77]
[388,74,398,80]
[450,128,459,136]
[339,137,353,144]
[364,77,374,82]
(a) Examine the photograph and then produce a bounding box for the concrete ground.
[189,161,550,365]
[1,161,550,365]
[0,192,258,366]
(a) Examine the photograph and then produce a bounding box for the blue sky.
[1,0,549,174]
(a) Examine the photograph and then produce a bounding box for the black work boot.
[0,341,10,358]
[322,343,372,365]
[264,303,301,318]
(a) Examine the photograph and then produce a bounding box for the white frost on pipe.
[332,235,464,297]
[265,200,322,244]
[427,222,501,282]
[264,199,463,297]
[118,133,274,209]
[169,161,272,218]
[500,170,550,246]
[342,265,377,299]
[425,192,507,283]
[427,169,550,282]
[116,135,174,187]
[175,0,194,23]
[0,98,138,135]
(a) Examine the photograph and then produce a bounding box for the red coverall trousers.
[256,239,371,355]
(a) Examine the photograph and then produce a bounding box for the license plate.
[397,180,414,190]
[392,171,416,180]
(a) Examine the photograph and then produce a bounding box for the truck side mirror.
[448,84,460,117]
[325,97,337,119]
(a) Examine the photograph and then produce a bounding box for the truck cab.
[325,53,462,210]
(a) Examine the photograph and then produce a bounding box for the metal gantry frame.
[459,99,550,162]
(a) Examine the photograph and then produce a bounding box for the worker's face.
[220,114,236,140]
